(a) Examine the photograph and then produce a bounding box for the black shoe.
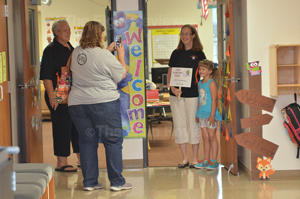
[178,161,189,168]
[189,164,196,168]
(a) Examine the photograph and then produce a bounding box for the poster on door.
[0,52,2,84]
[74,26,83,47]
[113,10,145,139]
[1,52,6,82]
[45,17,66,44]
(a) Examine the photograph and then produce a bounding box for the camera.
[115,35,122,49]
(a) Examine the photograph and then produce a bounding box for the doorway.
[36,0,244,169]
[37,0,222,168]
[146,1,221,167]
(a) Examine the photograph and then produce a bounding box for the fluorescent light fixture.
[41,0,52,6]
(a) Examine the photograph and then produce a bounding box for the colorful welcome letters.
[114,11,146,138]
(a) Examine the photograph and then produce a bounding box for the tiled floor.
[54,166,300,199]
[42,121,300,198]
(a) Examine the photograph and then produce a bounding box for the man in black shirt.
[40,20,79,172]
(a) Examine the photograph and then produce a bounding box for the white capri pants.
[169,96,200,144]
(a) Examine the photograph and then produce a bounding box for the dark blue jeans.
[68,99,126,187]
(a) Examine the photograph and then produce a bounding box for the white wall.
[39,0,110,54]
[147,0,214,80]
[247,0,300,170]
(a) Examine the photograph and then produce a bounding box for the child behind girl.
[195,59,222,170]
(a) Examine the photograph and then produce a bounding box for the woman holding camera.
[68,21,131,191]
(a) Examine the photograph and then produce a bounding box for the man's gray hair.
[52,20,68,37]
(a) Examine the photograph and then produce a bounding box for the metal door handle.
[0,85,3,101]
[224,77,241,83]
[28,83,35,88]
[18,83,35,89]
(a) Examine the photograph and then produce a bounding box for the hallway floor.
[42,121,300,198]
[54,166,300,199]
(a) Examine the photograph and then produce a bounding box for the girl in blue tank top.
[195,59,222,170]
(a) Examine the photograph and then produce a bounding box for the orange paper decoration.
[227,87,231,102]
[226,128,229,141]
[226,43,230,57]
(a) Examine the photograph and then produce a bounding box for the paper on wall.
[74,26,83,48]
[0,53,2,84]
[2,52,6,82]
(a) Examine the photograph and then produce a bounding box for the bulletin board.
[151,29,180,63]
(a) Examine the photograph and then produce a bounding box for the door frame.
[21,0,43,163]
[7,0,43,163]
[0,0,11,148]
[217,0,239,175]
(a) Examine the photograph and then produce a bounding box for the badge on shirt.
[190,55,198,60]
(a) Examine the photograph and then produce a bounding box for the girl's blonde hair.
[198,59,220,85]
[80,21,105,49]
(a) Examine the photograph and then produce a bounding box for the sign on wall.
[235,89,276,113]
[113,10,146,139]
[235,132,279,159]
[73,26,83,47]
[240,114,273,129]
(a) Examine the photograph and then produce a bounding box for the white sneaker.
[83,183,104,191]
[110,183,132,191]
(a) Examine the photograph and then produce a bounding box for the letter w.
[124,28,142,45]
[241,91,250,101]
